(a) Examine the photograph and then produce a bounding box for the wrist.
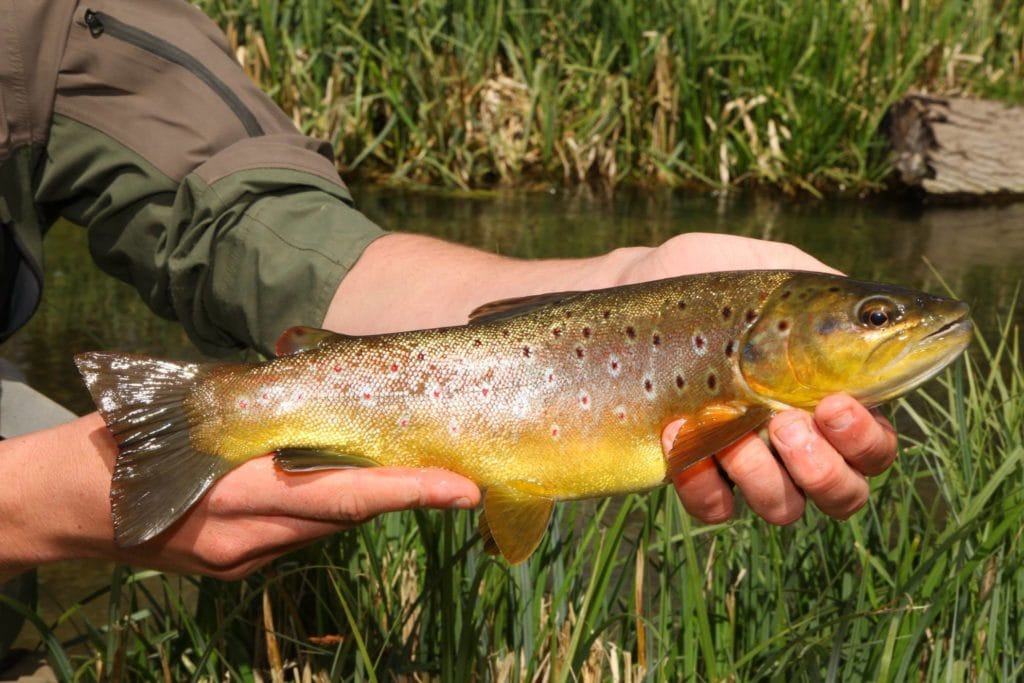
[0,414,118,579]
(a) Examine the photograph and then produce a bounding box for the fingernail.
[775,417,810,451]
[824,410,854,431]
[450,497,475,509]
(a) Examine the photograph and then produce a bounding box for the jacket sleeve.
[35,0,384,356]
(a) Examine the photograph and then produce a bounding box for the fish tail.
[74,352,231,547]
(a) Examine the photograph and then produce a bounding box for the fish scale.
[76,270,972,563]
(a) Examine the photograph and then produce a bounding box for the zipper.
[82,9,264,137]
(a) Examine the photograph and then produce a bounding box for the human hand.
[606,232,898,525]
[0,414,480,581]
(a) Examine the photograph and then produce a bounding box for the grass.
[193,0,1024,192]
[14,313,1023,680]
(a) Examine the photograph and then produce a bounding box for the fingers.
[768,410,869,520]
[814,395,898,476]
[715,433,806,524]
[204,457,481,522]
[671,458,735,524]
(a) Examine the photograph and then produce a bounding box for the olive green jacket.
[0,0,384,357]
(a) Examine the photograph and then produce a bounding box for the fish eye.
[857,298,896,329]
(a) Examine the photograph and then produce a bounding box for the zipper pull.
[84,9,104,37]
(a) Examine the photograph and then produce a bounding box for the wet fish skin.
[75,270,973,563]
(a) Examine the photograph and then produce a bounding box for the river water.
[5,187,1023,650]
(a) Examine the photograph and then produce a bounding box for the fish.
[75,270,973,564]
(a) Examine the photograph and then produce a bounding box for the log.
[885,94,1024,197]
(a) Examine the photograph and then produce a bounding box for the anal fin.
[478,483,554,564]
[666,402,772,479]
[274,448,381,471]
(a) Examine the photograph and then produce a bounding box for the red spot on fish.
[390,363,399,372]
[694,336,705,349]
[433,389,441,398]
[363,392,372,400]
[546,369,555,383]
[333,364,342,373]
[552,327,562,337]
[400,419,409,427]
[616,407,626,420]
[262,393,269,400]
[581,396,588,405]
[238,400,248,409]
[297,392,305,400]
[482,387,489,397]
[611,360,619,371]
[551,426,559,437]
[417,352,425,361]
[722,306,732,320]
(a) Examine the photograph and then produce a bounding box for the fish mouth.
[858,312,973,406]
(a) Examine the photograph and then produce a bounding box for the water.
[4,188,1023,650]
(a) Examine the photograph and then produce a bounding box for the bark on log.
[885,94,1024,197]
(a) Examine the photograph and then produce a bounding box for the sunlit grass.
[195,0,1024,192]
[14,315,1023,680]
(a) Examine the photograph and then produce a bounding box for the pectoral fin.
[478,483,555,564]
[666,402,772,479]
[274,448,381,471]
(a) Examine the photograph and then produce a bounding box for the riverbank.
[197,0,1023,193]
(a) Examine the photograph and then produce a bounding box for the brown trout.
[76,271,972,563]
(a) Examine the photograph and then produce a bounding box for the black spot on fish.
[603,310,611,320]
[552,327,562,337]
[777,321,790,332]
[417,352,425,361]
[694,335,705,349]
[523,346,531,357]
[626,326,636,340]
[678,300,687,311]
[722,306,732,320]
[707,374,717,390]
[829,286,840,292]
[644,379,653,392]
[565,310,573,318]
[576,347,585,359]
[473,338,482,347]
[502,330,510,338]
[781,290,791,299]
[816,316,838,335]
[746,309,759,323]
[725,341,736,357]
[676,374,685,389]
[652,334,661,346]
[582,327,592,338]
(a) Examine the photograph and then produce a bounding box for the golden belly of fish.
[76,270,973,563]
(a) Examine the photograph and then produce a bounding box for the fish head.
[739,272,973,409]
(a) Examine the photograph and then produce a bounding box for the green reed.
[195,0,1023,192]
[17,315,1022,680]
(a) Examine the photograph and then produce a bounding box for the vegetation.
[196,0,1024,192]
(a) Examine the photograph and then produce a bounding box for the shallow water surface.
[5,188,1023,650]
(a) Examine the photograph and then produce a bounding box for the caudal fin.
[74,352,233,547]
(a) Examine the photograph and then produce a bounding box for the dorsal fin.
[275,326,348,356]
[468,291,584,324]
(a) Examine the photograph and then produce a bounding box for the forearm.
[324,233,650,334]
[0,414,117,581]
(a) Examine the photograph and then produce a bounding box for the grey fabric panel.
[0,0,78,156]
